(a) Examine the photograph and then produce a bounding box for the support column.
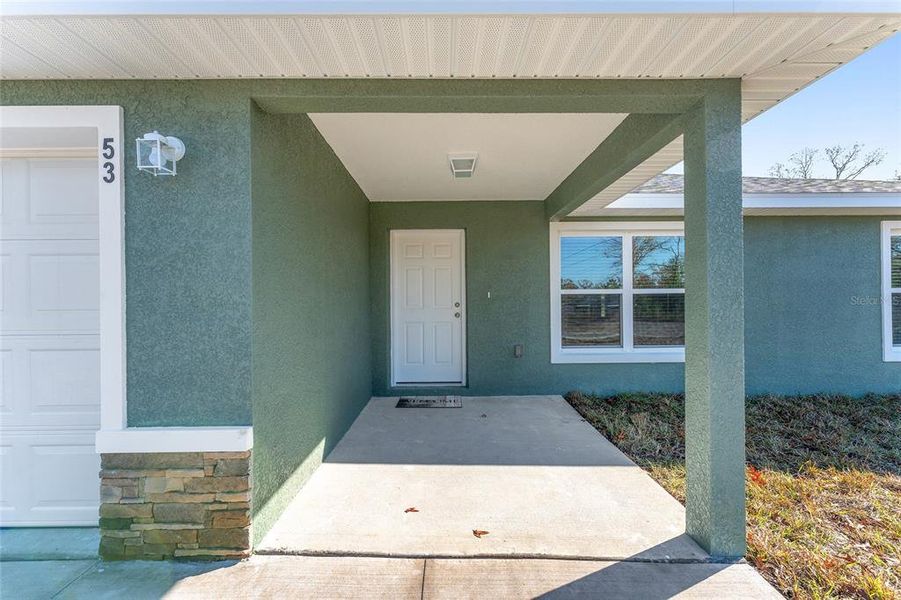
[683,80,746,559]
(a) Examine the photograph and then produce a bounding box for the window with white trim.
[882,221,901,362]
[550,222,686,363]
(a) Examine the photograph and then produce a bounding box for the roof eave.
[4,0,901,17]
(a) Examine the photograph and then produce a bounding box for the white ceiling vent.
[449,153,478,179]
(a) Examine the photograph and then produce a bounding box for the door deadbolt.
[454,302,461,307]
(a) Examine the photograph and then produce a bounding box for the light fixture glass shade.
[136,132,184,176]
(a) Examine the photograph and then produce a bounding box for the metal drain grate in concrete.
[396,396,462,408]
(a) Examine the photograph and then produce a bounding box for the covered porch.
[258,395,704,560]
[250,77,748,559]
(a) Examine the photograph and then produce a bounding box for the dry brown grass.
[566,391,901,600]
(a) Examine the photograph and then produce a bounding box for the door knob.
[454,312,461,318]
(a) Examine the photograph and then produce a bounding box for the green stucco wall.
[1,81,254,426]
[369,202,684,397]
[745,216,901,395]
[0,77,746,428]
[370,204,900,397]
[250,107,372,544]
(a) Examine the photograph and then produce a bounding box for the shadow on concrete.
[324,396,636,467]
[535,538,733,599]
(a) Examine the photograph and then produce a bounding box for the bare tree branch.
[768,148,819,179]
[769,143,886,180]
[824,144,861,179]
[789,147,818,178]
[845,148,886,180]
[768,162,789,178]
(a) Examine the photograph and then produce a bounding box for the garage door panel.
[28,160,99,225]
[0,443,18,514]
[0,348,12,416]
[29,251,100,314]
[0,253,9,314]
[1,158,98,240]
[29,347,100,416]
[1,154,101,526]
[0,431,99,526]
[0,335,100,428]
[1,239,99,333]
[32,441,100,508]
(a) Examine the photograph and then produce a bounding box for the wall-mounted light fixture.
[136,131,185,176]
[448,153,478,179]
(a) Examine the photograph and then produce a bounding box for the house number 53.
[102,137,116,183]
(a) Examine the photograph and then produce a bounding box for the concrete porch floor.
[1,397,779,599]
[258,396,703,561]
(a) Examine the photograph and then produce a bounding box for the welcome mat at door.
[396,396,462,408]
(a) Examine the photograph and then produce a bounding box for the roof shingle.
[633,174,901,194]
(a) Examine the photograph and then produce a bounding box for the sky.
[668,32,901,181]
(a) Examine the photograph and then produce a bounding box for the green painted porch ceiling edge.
[252,78,732,217]
[253,78,711,114]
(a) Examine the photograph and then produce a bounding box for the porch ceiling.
[309,112,628,201]
[2,8,897,214]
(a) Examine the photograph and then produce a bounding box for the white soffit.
[1,10,898,211]
[2,14,896,84]
[309,113,628,201]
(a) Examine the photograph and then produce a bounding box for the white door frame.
[0,106,127,434]
[389,229,466,387]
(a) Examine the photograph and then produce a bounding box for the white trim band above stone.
[95,427,253,454]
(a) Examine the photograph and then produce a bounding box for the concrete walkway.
[1,555,781,599]
[259,396,703,560]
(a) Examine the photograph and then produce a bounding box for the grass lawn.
[565,391,901,600]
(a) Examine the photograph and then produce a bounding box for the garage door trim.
[1,105,126,436]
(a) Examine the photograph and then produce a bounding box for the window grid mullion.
[633,288,685,295]
[560,288,624,295]
[622,233,634,351]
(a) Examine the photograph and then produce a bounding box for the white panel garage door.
[0,156,101,526]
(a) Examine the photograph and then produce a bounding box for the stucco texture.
[1,81,254,426]
[369,202,684,397]
[370,204,900,398]
[0,77,742,429]
[250,107,372,544]
[744,216,901,395]
[682,90,746,558]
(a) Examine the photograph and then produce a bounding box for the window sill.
[552,348,685,364]
[883,349,901,362]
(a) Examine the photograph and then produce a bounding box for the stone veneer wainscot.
[99,451,251,560]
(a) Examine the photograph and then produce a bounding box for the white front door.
[391,230,465,385]
[0,155,102,525]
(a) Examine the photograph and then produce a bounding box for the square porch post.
[683,81,746,559]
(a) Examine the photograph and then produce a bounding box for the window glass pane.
[634,294,685,346]
[633,235,685,289]
[892,235,901,288]
[561,236,622,289]
[893,293,901,346]
[562,294,622,347]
